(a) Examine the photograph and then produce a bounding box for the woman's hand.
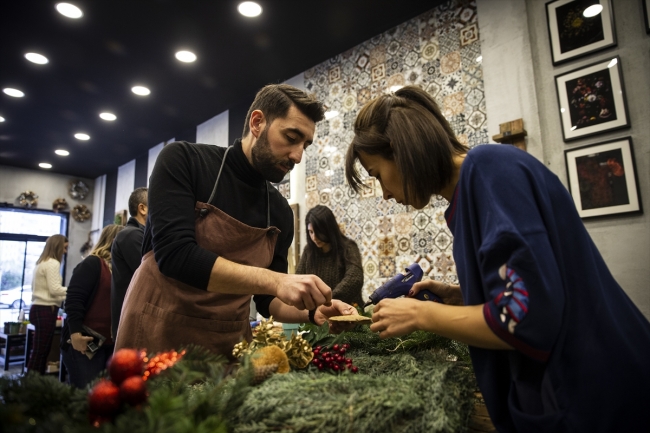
[408,280,464,306]
[70,333,94,353]
[370,298,424,338]
[314,299,358,334]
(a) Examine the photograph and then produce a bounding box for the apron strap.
[206,145,272,229]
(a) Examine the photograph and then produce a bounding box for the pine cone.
[252,364,278,385]
[284,334,314,369]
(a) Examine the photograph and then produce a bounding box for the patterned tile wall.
[302,0,488,301]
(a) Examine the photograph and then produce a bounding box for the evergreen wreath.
[0,325,479,433]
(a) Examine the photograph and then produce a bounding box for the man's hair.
[128,187,148,216]
[242,84,325,137]
[345,86,468,206]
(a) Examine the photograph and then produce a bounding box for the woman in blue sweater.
[344,85,650,432]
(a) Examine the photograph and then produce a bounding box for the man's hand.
[275,274,332,310]
[314,299,358,334]
[408,280,464,305]
[70,333,94,353]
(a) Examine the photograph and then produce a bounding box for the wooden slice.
[327,315,372,323]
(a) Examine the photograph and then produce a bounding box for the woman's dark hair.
[345,85,468,206]
[242,84,325,137]
[303,205,350,269]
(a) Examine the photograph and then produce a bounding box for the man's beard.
[251,127,294,182]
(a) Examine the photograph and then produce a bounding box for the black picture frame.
[546,0,616,65]
[565,137,642,219]
[644,0,650,33]
[555,56,629,141]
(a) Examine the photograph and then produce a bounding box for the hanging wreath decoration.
[72,204,92,222]
[69,180,90,200]
[52,198,68,212]
[17,190,39,208]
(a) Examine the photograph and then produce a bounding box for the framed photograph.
[644,0,650,34]
[546,0,616,65]
[555,56,629,141]
[565,137,642,219]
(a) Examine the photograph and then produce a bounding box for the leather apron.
[115,147,279,358]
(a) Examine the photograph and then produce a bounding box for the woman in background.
[27,234,68,374]
[296,205,363,307]
[61,224,124,388]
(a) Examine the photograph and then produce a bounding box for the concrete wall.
[477,0,650,318]
[0,165,95,283]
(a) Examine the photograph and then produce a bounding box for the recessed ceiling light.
[131,86,151,96]
[175,50,197,63]
[476,55,483,62]
[25,53,49,64]
[583,4,603,18]
[0,116,5,122]
[74,133,90,140]
[238,1,262,17]
[56,3,83,19]
[55,149,69,156]
[39,163,52,169]
[3,88,25,98]
[324,110,339,120]
[100,112,117,121]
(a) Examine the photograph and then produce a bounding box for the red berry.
[343,344,350,350]
[345,358,353,365]
[339,348,346,355]
[333,344,340,351]
[315,346,322,351]
[351,366,359,373]
[312,359,319,365]
[317,364,324,371]
[332,364,340,372]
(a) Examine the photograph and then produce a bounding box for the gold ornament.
[52,198,68,212]
[251,345,290,374]
[17,190,38,208]
[72,204,92,222]
[232,316,314,371]
[69,180,89,200]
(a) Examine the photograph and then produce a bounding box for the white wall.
[0,165,94,283]
[476,0,650,318]
[147,142,165,187]
[115,159,135,215]
[196,111,229,147]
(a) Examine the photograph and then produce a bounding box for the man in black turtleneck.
[115,84,356,354]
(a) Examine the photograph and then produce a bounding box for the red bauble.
[119,375,148,406]
[108,348,144,385]
[88,379,121,416]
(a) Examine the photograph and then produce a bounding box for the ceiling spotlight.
[39,163,53,169]
[74,133,90,140]
[238,1,262,17]
[100,112,117,121]
[3,88,25,97]
[56,3,83,19]
[0,116,5,122]
[131,86,151,96]
[583,4,603,18]
[175,50,197,63]
[25,53,49,64]
[324,110,339,120]
[476,55,483,62]
[55,149,70,156]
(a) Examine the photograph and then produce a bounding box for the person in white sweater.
[27,234,68,374]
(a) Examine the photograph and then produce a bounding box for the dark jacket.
[61,255,107,350]
[110,217,144,336]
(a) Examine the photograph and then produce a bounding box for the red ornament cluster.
[311,344,358,373]
[86,348,186,426]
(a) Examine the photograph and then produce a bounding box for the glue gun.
[363,262,443,308]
